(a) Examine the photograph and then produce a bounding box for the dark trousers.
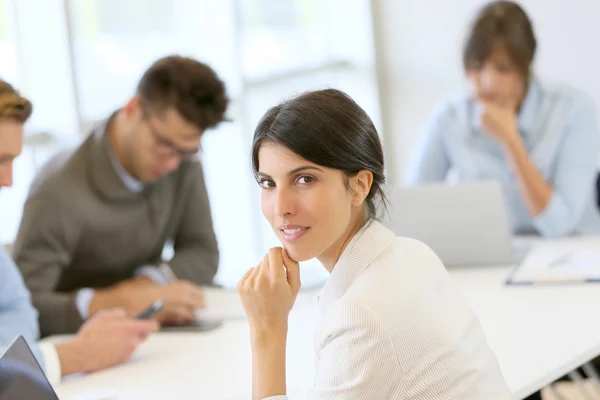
[523,356,600,400]
[523,391,542,400]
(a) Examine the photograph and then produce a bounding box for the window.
[0,0,19,85]
[238,0,332,81]
[67,0,184,121]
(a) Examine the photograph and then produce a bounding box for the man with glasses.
[13,55,229,336]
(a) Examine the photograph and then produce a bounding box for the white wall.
[372,0,600,186]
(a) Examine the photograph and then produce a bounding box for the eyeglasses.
[144,118,200,158]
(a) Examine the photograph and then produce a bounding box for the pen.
[546,253,571,268]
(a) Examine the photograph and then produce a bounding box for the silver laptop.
[0,336,59,400]
[382,180,518,267]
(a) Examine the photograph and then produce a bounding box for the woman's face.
[466,43,526,109]
[257,143,359,263]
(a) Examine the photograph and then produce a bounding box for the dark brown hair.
[0,80,32,123]
[463,1,536,77]
[136,55,229,132]
[252,89,387,220]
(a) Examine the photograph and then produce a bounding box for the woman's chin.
[283,246,315,263]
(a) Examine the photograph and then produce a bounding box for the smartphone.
[136,298,165,320]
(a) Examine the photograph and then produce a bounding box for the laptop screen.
[0,336,59,400]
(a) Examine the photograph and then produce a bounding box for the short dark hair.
[251,89,387,220]
[463,1,536,77]
[0,80,32,123]
[136,55,229,132]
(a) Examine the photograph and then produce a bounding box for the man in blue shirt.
[0,80,159,385]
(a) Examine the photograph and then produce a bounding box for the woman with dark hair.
[237,89,511,399]
[406,0,600,238]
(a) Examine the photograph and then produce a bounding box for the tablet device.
[160,319,223,332]
[0,336,59,400]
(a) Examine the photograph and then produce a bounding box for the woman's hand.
[478,99,521,148]
[238,247,301,335]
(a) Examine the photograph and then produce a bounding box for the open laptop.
[0,336,59,400]
[382,180,522,268]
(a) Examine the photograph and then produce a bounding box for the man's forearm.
[251,327,288,400]
[504,134,553,216]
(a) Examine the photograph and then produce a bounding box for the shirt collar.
[105,134,143,193]
[88,116,145,201]
[317,220,396,315]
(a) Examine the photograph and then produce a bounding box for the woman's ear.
[350,170,373,207]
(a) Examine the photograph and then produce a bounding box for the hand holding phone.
[136,298,165,320]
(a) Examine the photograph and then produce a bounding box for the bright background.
[1,0,598,287]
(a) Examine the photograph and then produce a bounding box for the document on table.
[506,238,600,285]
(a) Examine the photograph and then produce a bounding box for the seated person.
[0,79,158,385]
[406,0,600,238]
[238,89,511,399]
[12,55,229,336]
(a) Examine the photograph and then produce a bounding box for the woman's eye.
[259,179,275,188]
[297,176,315,184]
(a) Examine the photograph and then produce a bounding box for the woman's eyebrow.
[257,165,323,178]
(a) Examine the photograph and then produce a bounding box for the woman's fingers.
[282,249,301,294]
[268,247,285,280]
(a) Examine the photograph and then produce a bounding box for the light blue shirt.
[74,125,170,319]
[406,78,600,238]
[0,246,44,369]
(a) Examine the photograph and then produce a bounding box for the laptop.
[382,180,521,267]
[0,336,59,400]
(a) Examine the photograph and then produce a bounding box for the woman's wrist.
[250,323,288,347]
[502,128,524,155]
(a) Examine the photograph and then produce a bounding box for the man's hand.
[89,278,205,325]
[152,281,206,325]
[55,309,159,376]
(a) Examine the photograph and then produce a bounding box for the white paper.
[510,239,600,283]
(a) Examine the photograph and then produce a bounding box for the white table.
[450,265,600,399]
[52,292,321,400]
[52,266,600,400]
